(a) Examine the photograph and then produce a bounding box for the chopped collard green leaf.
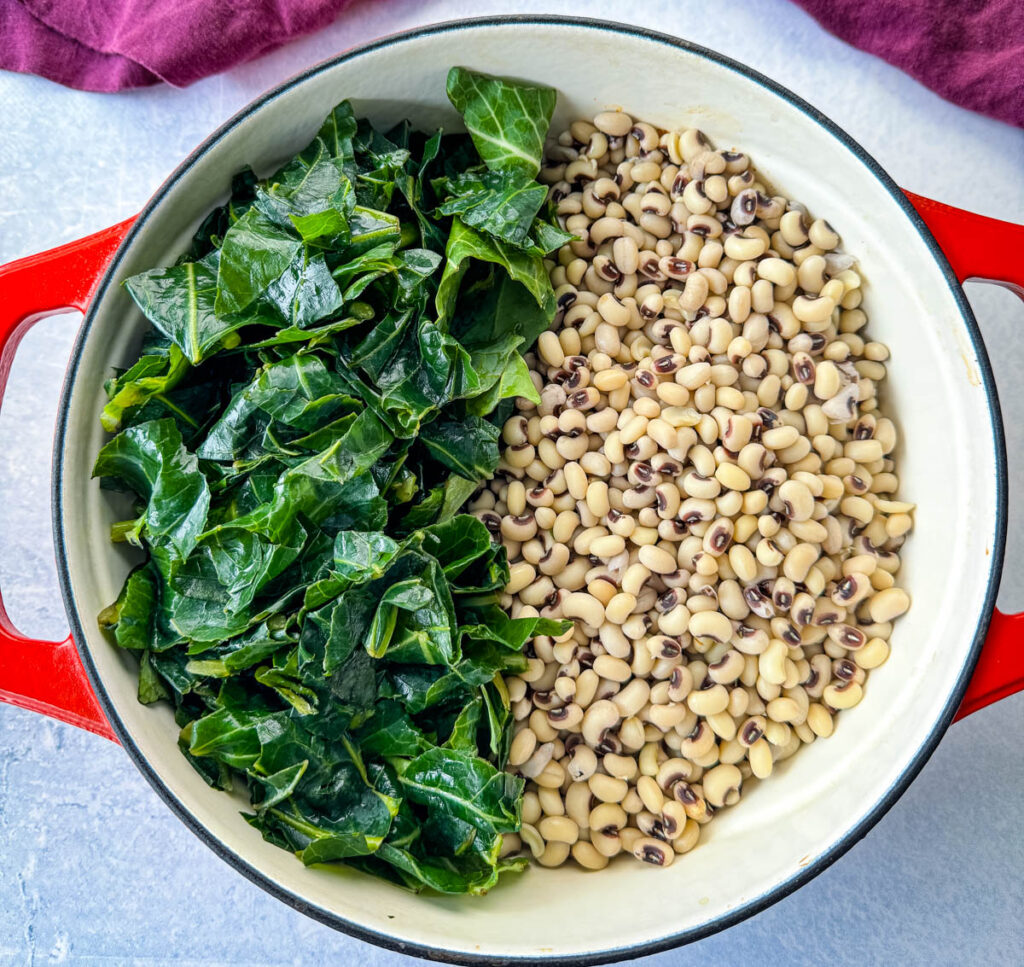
[95,67,569,896]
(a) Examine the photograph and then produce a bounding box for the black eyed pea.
[547,702,584,731]
[604,752,639,781]
[737,713,767,748]
[756,257,796,287]
[766,696,804,724]
[571,840,610,871]
[505,562,536,595]
[806,703,834,737]
[521,791,542,827]
[567,744,599,782]
[778,479,815,522]
[686,682,730,716]
[520,822,545,860]
[748,737,774,778]
[589,772,629,805]
[867,587,910,623]
[519,576,555,608]
[518,742,555,779]
[758,639,789,686]
[554,676,577,702]
[672,818,701,855]
[679,720,717,760]
[538,815,580,845]
[593,654,633,683]
[762,424,800,450]
[508,727,538,767]
[656,758,694,793]
[826,623,867,650]
[619,715,647,751]
[667,664,695,703]
[688,609,733,643]
[534,758,568,789]
[672,782,710,822]
[845,438,884,463]
[581,699,621,748]
[655,799,688,839]
[594,111,633,137]
[637,543,677,575]
[506,676,527,704]
[715,463,751,492]
[632,836,675,867]
[590,828,624,858]
[637,740,663,778]
[823,679,864,710]
[562,591,606,628]
[703,763,742,808]
[501,514,537,542]
[708,648,746,684]
[729,686,751,719]
[565,781,593,830]
[809,218,840,250]
[612,678,652,718]
[538,784,566,817]
[648,702,690,731]
[537,841,571,868]
[537,542,571,577]
[703,519,735,557]
[782,542,820,583]
[599,622,633,659]
[831,571,872,607]
[854,637,891,670]
[605,591,639,625]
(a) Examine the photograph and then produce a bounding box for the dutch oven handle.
[905,192,1024,718]
[0,218,136,742]
[0,200,1020,738]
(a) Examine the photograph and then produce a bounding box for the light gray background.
[1,1,1021,965]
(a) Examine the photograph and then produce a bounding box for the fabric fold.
[0,0,355,91]
[792,0,1023,129]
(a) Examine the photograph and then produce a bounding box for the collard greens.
[94,67,570,895]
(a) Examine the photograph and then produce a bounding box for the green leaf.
[435,168,547,247]
[420,415,499,481]
[446,67,556,176]
[138,651,170,705]
[261,250,343,328]
[436,219,556,329]
[332,531,401,582]
[101,346,190,434]
[95,82,571,897]
[93,419,210,560]
[353,701,432,757]
[124,260,251,366]
[400,746,522,837]
[215,207,303,317]
[98,565,158,652]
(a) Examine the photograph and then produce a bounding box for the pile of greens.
[94,68,570,895]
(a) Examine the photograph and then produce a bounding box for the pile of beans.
[469,110,914,872]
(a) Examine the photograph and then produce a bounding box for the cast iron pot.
[1,16,1023,965]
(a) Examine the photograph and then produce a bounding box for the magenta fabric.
[0,0,356,92]
[792,0,1024,128]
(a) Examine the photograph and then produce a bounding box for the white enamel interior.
[56,20,1001,962]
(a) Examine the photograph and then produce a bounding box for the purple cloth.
[793,0,1024,129]
[0,0,356,91]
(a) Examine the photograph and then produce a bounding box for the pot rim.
[51,14,1008,965]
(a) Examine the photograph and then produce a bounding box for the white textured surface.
[0,1,1022,964]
